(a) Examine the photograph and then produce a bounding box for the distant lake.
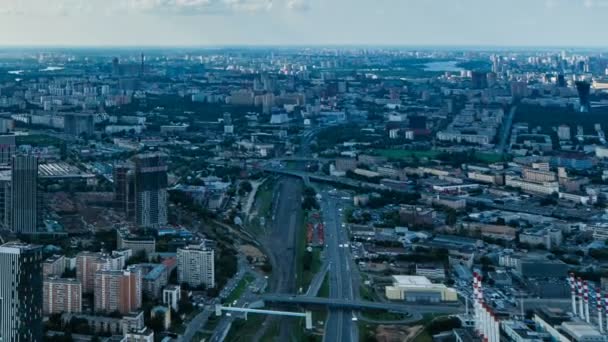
[423,61,464,72]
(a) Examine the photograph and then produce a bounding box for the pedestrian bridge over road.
[260,294,463,315]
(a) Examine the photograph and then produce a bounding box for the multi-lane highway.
[321,190,359,342]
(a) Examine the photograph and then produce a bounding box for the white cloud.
[582,0,608,7]
[286,0,310,11]
[124,0,273,14]
[0,0,276,16]
[543,0,608,8]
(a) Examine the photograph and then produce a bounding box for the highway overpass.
[260,294,463,314]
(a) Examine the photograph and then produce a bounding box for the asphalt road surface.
[322,192,358,342]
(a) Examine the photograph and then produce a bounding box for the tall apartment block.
[133,153,168,228]
[0,171,11,229]
[177,243,215,288]
[94,267,142,314]
[0,134,16,165]
[113,161,135,219]
[11,155,39,233]
[76,252,110,293]
[43,277,82,315]
[0,242,43,342]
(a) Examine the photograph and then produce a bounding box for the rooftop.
[0,242,42,253]
[391,275,433,287]
[143,264,167,281]
[561,321,603,338]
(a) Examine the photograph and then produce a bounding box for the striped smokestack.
[578,277,585,319]
[597,288,603,333]
[569,273,577,316]
[584,281,590,324]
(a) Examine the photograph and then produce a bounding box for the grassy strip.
[375,149,506,164]
[318,273,330,298]
[225,314,266,342]
[260,321,280,342]
[16,134,64,147]
[203,314,221,332]
[292,315,324,342]
[413,331,434,342]
[224,274,254,304]
[411,314,450,342]
[375,149,440,160]
[295,212,309,292]
[358,322,377,342]
[192,331,212,342]
[300,248,322,292]
[360,309,407,321]
[256,180,275,219]
[360,284,377,302]
[247,179,275,235]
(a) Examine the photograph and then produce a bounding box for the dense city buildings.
[3,42,608,341]
[0,242,43,342]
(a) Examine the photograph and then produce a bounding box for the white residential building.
[177,243,215,288]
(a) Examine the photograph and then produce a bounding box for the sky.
[0,0,607,47]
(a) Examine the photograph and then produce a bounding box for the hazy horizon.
[2,0,608,47]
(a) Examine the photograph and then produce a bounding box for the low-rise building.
[151,306,171,330]
[43,254,66,278]
[136,263,168,298]
[519,228,563,250]
[415,264,446,281]
[123,327,154,342]
[385,275,457,303]
[117,229,156,256]
[163,285,181,311]
[501,320,545,342]
[505,176,559,195]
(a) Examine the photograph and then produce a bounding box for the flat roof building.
[385,275,457,303]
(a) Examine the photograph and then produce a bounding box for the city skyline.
[1,0,608,47]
